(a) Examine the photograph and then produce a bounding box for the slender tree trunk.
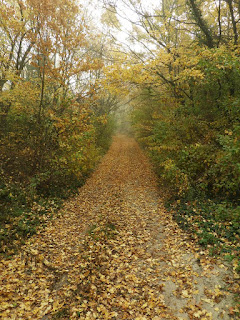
[0,80,11,136]
[38,55,46,123]
[217,0,222,46]
[187,0,215,48]
[226,0,238,45]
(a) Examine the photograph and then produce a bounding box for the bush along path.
[0,136,239,319]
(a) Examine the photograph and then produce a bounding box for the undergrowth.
[0,179,78,258]
[165,197,240,275]
[0,136,113,258]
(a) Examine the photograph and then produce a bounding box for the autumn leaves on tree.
[0,1,114,186]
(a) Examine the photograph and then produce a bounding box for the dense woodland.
[0,0,239,272]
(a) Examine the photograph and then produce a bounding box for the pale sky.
[85,0,160,52]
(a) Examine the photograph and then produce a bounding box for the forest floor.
[0,135,238,320]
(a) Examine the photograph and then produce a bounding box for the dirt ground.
[0,136,237,319]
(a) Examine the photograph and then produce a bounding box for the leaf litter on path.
[0,136,238,319]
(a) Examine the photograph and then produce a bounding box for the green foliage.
[133,46,240,200]
[132,45,240,273]
[167,199,240,266]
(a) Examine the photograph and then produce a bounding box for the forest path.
[0,136,235,319]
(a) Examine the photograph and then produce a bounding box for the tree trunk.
[187,0,215,48]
